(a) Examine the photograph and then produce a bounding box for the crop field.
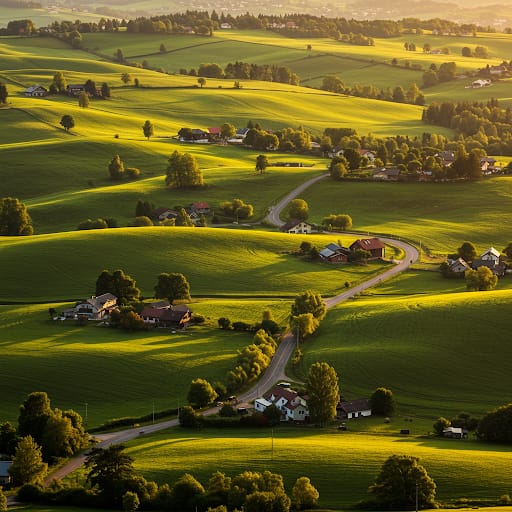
[293,287,512,418]
[124,427,512,508]
[301,177,512,253]
[0,228,387,302]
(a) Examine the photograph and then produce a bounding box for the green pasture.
[0,8,107,29]
[0,228,388,302]
[292,287,512,418]
[125,427,512,508]
[0,299,291,425]
[301,177,512,253]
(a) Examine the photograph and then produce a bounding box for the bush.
[192,314,206,324]
[218,317,231,330]
[126,167,141,179]
[17,483,43,502]
[232,321,251,331]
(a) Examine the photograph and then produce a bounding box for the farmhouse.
[320,242,351,263]
[24,85,48,97]
[0,461,12,486]
[443,426,468,438]
[152,207,178,222]
[337,399,372,419]
[140,301,192,328]
[66,84,86,96]
[64,293,118,320]
[350,238,385,258]
[260,386,310,422]
[190,201,211,215]
[471,247,506,276]
[280,219,313,234]
[447,257,471,274]
[372,167,400,181]
[470,79,491,89]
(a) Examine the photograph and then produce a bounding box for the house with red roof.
[140,301,192,329]
[349,238,385,258]
[256,386,309,422]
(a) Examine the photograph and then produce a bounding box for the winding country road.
[42,171,418,485]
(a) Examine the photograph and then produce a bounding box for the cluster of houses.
[152,202,211,223]
[178,127,250,144]
[319,238,385,263]
[445,246,507,277]
[24,84,102,98]
[60,294,192,328]
[253,384,371,423]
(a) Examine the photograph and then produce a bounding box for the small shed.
[337,399,372,419]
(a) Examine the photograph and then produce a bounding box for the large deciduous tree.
[60,114,75,132]
[287,199,309,221]
[306,362,340,425]
[108,154,125,180]
[187,378,218,408]
[165,151,203,188]
[0,197,33,236]
[142,120,154,141]
[170,473,205,511]
[8,436,48,486]
[96,269,141,302]
[291,476,319,510]
[457,241,477,262]
[370,387,395,416]
[255,154,269,174]
[18,391,52,445]
[154,272,191,304]
[477,402,512,442]
[465,266,498,291]
[52,71,67,93]
[368,454,436,510]
[78,90,90,108]
[291,290,326,321]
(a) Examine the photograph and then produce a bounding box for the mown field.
[121,427,512,508]
[300,177,512,254]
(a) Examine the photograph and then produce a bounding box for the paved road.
[42,171,418,485]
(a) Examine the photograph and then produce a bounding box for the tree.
[60,114,75,132]
[108,154,125,180]
[115,48,125,62]
[78,90,89,108]
[175,208,195,227]
[154,272,191,304]
[0,487,6,512]
[306,362,340,425]
[462,46,473,57]
[465,266,498,291]
[0,197,33,236]
[170,473,205,511]
[291,476,319,510]
[165,151,203,188]
[101,82,111,98]
[290,313,319,341]
[477,403,512,442]
[287,199,309,221]
[179,406,200,428]
[121,73,132,85]
[0,83,8,104]
[255,154,269,174]
[457,241,477,262]
[135,200,154,218]
[330,161,348,180]
[85,444,137,504]
[0,421,18,456]
[188,378,218,408]
[197,77,206,88]
[18,391,52,444]
[8,436,48,485]
[123,491,140,512]
[221,122,236,141]
[321,214,352,230]
[52,71,67,93]
[433,417,451,436]
[159,43,167,53]
[41,408,88,459]
[96,269,141,302]
[370,387,395,416]
[502,242,512,259]
[291,290,326,321]
[368,454,436,509]
[142,120,154,141]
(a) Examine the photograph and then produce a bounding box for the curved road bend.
[42,172,418,485]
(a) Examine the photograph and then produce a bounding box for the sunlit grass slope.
[128,427,512,508]
[0,228,388,302]
[0,302,252,426]
[301,177,512,253]
[294,288,512,418]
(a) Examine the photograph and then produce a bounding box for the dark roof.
[0,461,12,477]
[264,386,298,403]
[337,399,370,414]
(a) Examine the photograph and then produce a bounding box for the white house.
[337,399,372,419]
[480,247,500,264]
[260,386,310,422]
[64,293,118,320]
[254,397,273,412]
[280,219,313,234]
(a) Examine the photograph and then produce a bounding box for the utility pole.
[85,402,88,428]
[271,428,274,461]
[152,400,155,425]
[415,482,419,512]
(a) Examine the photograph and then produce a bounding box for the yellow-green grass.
[292,288,512,419]
[125,427,512,508]
[301,177,512,253]
[0,8,107,28]
[0,299,291,425]
[0,228,389,302]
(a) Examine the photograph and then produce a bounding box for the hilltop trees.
[154,272,191,304]
[368,455,436,510]
[0,197,33,236]
[165,151,203,188]
[306,362,340,425]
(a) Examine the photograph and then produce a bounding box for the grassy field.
[121,426,512,508]
[291,285,512,419]
[0,228,388,301]
[300,177,512,254]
